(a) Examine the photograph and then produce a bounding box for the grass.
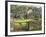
[13,18,36,23]
[10,18,42,32]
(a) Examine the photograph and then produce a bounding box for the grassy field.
[10,18,42,32]
[13,19,36,22]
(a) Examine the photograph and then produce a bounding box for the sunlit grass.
[13,19,35,23]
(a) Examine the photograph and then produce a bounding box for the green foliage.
[10,5,42,32]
